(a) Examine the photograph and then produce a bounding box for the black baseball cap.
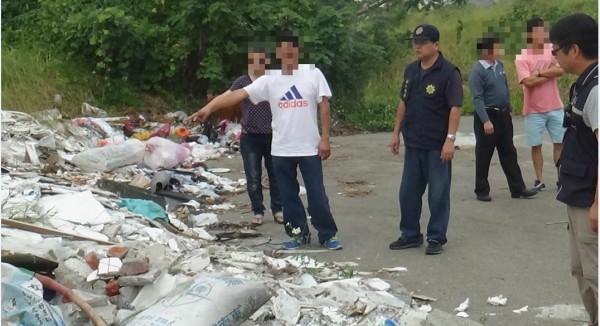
[408,24,440,42]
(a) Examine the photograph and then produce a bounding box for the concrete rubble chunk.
[366,277,391,291]
[54,257,99,292]
[171,248,211,273]
[117,286,141,309]
[119,257,150,276]
[396,309,428,325]
[117,268,162,286]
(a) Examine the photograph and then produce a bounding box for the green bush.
[3,0,397,112]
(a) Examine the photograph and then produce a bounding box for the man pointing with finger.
[191,31,342,251]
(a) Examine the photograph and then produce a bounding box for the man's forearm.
[522,75,548,87]
[540,66,564,78]
[392,101,406,136]
[319,98,331,139]
[206,89,248,113]
[447,106,461,134]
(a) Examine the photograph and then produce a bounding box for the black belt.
[486,107,509,113]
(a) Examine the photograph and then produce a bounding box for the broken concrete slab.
[117,268,162,287]
[119,257,150,276]
[171,248,211,274]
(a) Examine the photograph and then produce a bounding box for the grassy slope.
[1,44,99,115]
[362,0,597,117]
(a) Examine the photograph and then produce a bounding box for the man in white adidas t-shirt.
[191,31,342,251]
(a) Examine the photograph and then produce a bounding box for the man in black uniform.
[550,13,598,326]
[389,24,463,255]
[468,33,538,201]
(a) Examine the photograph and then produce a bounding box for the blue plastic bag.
[119,198,168,221]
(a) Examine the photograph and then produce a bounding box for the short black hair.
[275,30,299,47]
[477,33,500,53]
[248,47,266,54]
[550,13,598,60]
[526,17,545,33]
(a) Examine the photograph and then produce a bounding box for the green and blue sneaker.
[281,234,311,250]
[323,236,343,250]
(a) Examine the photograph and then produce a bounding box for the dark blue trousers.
[272,155,338,243]
[399,146,451,244]
[240,132,282,216]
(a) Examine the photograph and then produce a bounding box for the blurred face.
[248,52,268,76]
[529,25,549,45]
[486,43,504,60]
[412,39,439,60]
[276,41,299,69]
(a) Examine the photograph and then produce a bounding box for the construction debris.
[0,107,469,326]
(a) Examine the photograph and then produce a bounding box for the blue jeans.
[272,155,338,243]
[240,133,282,216]
[399,146,451,244]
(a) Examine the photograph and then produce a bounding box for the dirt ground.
[210,115,589,326]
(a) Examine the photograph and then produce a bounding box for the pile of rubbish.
[0,104,463,326]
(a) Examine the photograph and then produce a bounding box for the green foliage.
[3,0,395,111]
[1,0,595,128]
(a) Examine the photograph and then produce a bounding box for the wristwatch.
[447,134,456,142]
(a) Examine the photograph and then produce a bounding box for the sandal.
[250,214,263,226]
[273,212,284,224]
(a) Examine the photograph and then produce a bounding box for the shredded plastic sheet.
[487,294,508,306]
[454,298,469,313]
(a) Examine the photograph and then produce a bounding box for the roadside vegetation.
[1,0,596,129]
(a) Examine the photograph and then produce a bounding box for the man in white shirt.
[191,31,343,250]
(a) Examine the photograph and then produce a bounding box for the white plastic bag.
[71,139,145,172]
[1,263,65,325]
[143,137,191,170]
[125,273,271,326]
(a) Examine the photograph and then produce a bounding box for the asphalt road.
[212,115,589,326]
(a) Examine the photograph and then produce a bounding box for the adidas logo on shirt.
[278,85,308,108]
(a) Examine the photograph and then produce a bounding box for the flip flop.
[273,212,284,224]
[251,214,263,226]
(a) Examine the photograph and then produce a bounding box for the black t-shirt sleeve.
[229,75,250,91]
[445,69,463,108]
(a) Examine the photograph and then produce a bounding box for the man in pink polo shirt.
[516,17,565,191]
